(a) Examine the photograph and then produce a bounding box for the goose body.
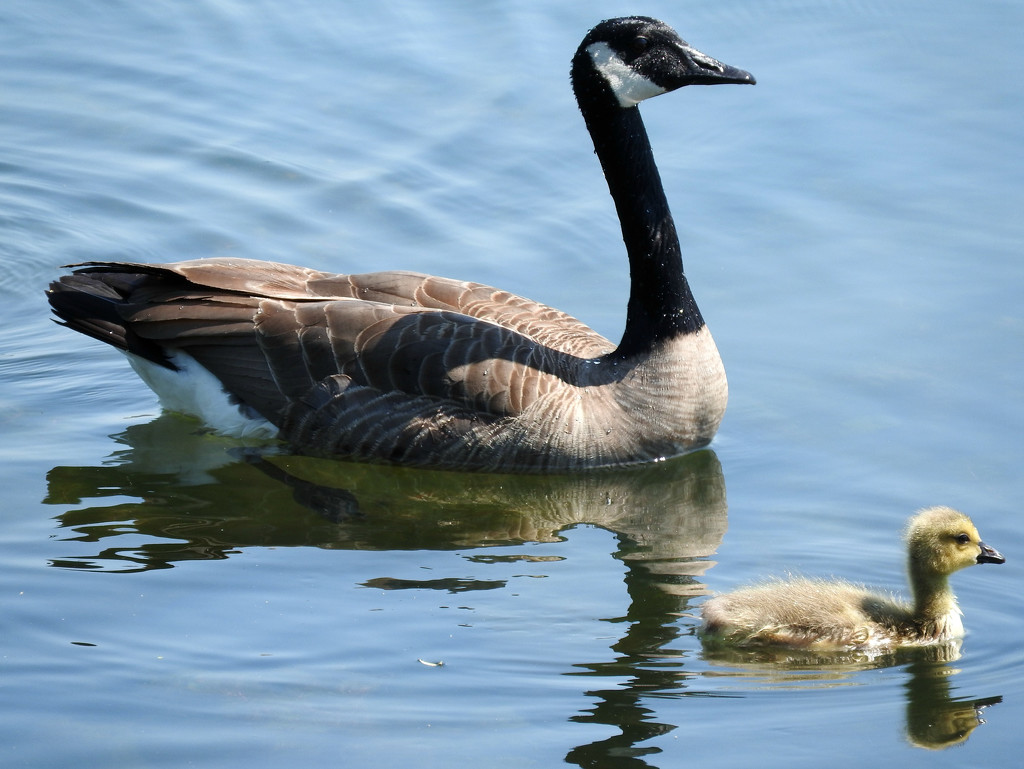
[701,507,1005,650]
[46,18,754,473]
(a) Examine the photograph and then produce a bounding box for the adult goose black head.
[47,17,754,473]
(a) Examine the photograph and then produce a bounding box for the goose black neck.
[573,67,704,360]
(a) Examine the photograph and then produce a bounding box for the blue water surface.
[2,1,1022,767]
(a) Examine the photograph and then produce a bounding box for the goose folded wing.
[57,260,614,439]
[80,259,614,359]
[307,271,614,359]
[253,298,575,419]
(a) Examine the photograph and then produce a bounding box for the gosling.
[700,507,1005,650]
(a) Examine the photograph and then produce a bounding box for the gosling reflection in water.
[701,641,1001,750]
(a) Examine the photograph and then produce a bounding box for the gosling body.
[701,507,1005,650]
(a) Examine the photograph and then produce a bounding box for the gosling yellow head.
[906,506,1004,578]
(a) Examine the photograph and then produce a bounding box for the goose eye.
[955,533,971,545]
[628,36,650,57]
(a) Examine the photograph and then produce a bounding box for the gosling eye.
[955,533,971,546]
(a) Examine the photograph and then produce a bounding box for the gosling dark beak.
[977,541,1005,565]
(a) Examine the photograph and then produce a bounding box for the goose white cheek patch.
[587,41,666,108]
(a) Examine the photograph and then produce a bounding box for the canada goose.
[700,507,1005,650]
[46,17,754,472]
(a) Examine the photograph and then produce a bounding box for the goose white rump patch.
[125,350,278,440]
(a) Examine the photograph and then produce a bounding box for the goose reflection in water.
[44,413,728,573]
[44,413,726,768]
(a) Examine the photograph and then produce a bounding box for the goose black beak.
[977,541,1005,565]
[675,44,756,87]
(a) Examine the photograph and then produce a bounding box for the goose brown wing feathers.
[53,260,607,430]
[78,258,613,357]
[308,271,614,359]
[253,297,579,418]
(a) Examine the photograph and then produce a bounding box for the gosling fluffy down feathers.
[701,507,1005,650]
